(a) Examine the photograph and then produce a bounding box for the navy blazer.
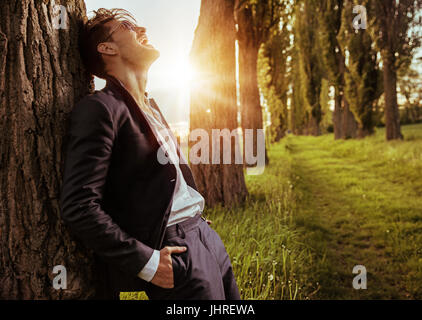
[59,75,199,296]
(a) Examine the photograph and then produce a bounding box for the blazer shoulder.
[76,89,118,112]
[74,89,129,125]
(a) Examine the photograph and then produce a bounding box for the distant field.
[121,123,422,300]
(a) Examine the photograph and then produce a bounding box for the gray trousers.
[146,215,240,300]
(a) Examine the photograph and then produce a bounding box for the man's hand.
[150,246,187,289]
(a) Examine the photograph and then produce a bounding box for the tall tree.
[295,0,323,136]
[0,1,95,299]
[235,0,283,164]
[369,0,422,140]
[317,0,358,139]
[320,78,334,133]
[189,0,248,207]
[258,18,291,142]
[338,0,383,138]
[290,44,308,135]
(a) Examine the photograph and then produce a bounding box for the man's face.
[102,19,160,69]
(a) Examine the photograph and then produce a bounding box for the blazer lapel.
[105,76,162,150]
[105,75,199,192]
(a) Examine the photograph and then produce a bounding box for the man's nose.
[136,26,146,34]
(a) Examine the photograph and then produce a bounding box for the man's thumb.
[167,246,187,254]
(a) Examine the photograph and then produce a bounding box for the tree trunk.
[189,0,248,208]
[274,102,287,142]
[290,102,298,134]
[333,88,343,140]
[0,0,96,299]
[236,6,268,166]
[383,56,403,140]
[335,49,358,140]
[307,109,321,136]
[342,97,357,139]
[356,101,375,138]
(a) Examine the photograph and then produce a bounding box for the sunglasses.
[103,20,145,42]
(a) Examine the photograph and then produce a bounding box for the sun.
[162,58,197,114]
[174,60,195,91]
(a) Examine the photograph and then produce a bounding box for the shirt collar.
[104,74,149,99]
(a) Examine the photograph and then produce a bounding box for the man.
[59,8,240,300]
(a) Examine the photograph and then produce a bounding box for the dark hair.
[79,8,137,79]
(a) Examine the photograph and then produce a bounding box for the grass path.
[286,126,422,299]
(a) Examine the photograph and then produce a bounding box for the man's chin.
[144,46,160,64]
[150,47,160,61]
[132,48,160,70]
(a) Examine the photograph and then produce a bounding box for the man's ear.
[97,42,118,56]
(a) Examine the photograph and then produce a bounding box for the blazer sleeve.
[59,97,154,277]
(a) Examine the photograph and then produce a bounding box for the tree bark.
[335,48,358,140]
[333,88,343,140]
[236,5,268,166]
[189,0,248,208]
[307,109,321,136]
[342,97,357,139]
[0,0,96,299]
[383,56,403,140]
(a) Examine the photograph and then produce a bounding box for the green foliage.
[236,0,285,46]
[338,0,383,136]
[294,0,323,134]
[258,20,292,142]
[317,0,345,87]
[367,0,422,72]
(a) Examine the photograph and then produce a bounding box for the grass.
[121,123,422,300]
[283,123,422,299]
[205,146,317,300]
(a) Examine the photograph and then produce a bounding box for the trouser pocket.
[171,254,187,288]
[147,222,236,300]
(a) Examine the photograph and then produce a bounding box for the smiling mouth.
[138,35,150,46]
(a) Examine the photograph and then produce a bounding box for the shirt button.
[170,178,176,182]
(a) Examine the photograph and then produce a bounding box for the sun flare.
[170,59,196,92]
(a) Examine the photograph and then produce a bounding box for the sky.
[84,1,421,127]
[85,0,201,127]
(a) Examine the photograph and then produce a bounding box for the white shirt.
[137,101,205,282]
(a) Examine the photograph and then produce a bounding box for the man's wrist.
[137,249,160,282]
